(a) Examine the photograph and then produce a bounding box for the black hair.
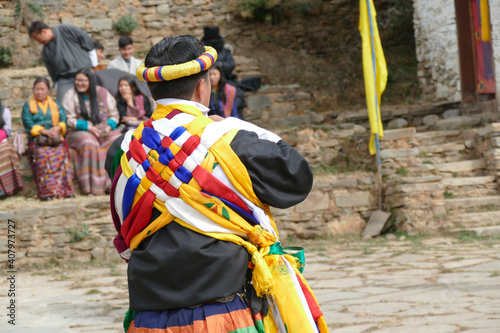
[210,62,227,103]
[115,76,151,119]
[33,77,51,90]
[75,68,101,125]
[28,21,50,37]
[0,96,4,130]
[93,40,104,50]
[118,36,134,49]
[144,35,207,100]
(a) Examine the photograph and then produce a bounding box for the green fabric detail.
[269,242,306,273]
[110,147,124,180]
[254,319,266,333]
[222,206,230,220]
[213,162,219,169]
[146,230,151,235]
[204,203,215,209]
[107,118,117,130]
[123,309,135,333]
[229,326,259,333]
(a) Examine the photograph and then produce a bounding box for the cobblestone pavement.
[1,234,500,332]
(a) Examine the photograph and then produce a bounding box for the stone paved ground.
[1,234,500,332]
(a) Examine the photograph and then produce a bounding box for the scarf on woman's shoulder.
[28,95,60,127]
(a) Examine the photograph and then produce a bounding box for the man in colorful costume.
[105,35,329,333]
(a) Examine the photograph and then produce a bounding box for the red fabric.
[297,273,323,321]
[130,138,148,163]
[121,190,156,246]
[191,165,251,213]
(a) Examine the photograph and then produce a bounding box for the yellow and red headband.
[136,46,218,82]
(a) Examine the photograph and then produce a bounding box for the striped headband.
[136,46,218,82]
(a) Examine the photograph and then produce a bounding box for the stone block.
[401,176,442,183]
[387,118,408,129]
[157,4,171,15]
[477,123,500,136]
[296,191,330,213]
[88,18,113,31]
[395,182,442,193]
[423,114,439,126]
[61,17,86,28]
[0,211,14,221]
[331,178,358,189]
[435,116,481,130]
[436,159,486,172]
[442,176,495,187]
[380,148,419,159]
[334,191,373,208]
[326,214,366,235]
[247,95,272,112]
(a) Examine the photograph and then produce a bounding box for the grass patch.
[85,289,102,295]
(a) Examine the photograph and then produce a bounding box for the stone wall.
[0,173,378,266]
[413,0,461,102]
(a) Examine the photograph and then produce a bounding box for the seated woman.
[0,97,23,196]
[22,77,74,201]
[208,63,245,119]
[115,76,152,132]
[62,68,121,195]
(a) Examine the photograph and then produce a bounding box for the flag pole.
[367,0,383,210]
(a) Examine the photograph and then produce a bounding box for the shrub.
[114,15,138,35]
[0,46,14,67]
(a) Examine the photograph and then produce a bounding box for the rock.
[442,109,460,118]
[157,4,171,15]
[247,95,272,112]
[296,191,330,213]
[434,116,481,130]
[334,191,373,208]
[387,118,408,129]
[422,114,440,126]
[326,214,366,235]
[385,233,397,240]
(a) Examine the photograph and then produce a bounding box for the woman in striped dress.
[0,98,23,196]
[62,68,121,195]
[22,77,74,201]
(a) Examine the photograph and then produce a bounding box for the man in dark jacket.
[29,21,97,101]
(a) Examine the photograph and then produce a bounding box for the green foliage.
[443,191,454,199]
[114,15,139,35]
[67,223,90,243]
[13,0,45,23]
[396,166,407,176]
[0,45,14,67]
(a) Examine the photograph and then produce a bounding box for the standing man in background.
[29,21,98,102]
[108,36,142,75]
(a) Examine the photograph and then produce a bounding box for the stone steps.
[446,210,500,228]
[451,225,500,236]
[445,196,500,212]
[435,159,487,176]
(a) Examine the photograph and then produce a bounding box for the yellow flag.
[359,0,388,155]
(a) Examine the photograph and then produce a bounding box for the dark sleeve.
[42,48,57,83]
[230,130,313,208]
[234,87,246,120]
[219,50,236,77]
[62,24,94,51]
[105,134,125,179]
